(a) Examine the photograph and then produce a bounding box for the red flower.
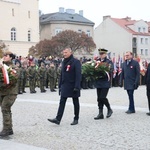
[66,65,71,71]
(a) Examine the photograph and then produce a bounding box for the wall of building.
[40,22,94,40]
[0,0,39,56]
[94,18,132,56]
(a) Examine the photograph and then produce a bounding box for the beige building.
[40,7,95,46]
[0,0,39,56]
[94,16,150,60]
[40,7,95,56]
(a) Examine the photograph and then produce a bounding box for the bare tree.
[29,30,96,57]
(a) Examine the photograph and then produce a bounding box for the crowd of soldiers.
[13,55,62,94]
[13,55,147,95]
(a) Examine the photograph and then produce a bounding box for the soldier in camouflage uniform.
[45,64,50,88]
[27,61,37,93]
[21,62,27,93]
[38,62,46,92]
[16,62,23,94]
[56,64,62,87]
[0,51,18,137]
[48,63,57,92]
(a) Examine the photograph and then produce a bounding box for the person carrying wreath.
[94,48,114,120]
[0,51,18,137]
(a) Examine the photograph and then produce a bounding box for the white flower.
[91,63,95,66]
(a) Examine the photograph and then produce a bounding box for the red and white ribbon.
[2,64,9,84]
[105,71,110,81]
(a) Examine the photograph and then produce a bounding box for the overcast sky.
[39,0,150,27]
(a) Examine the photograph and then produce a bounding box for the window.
[145,38,148,44]
[143,27,145,33]
[28,30,31,41]
[140,49,143,55]
[86,30,90,37]
[55,29,62,35]
[12,8,14,16]
[141,38,143,44]
[28,11,30,18]
[138,27,141,32]
[11,27,16,41]
[145,49,148,56]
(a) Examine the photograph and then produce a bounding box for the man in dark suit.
[94,48,114,120]
[120,51,140,114]
[145,63,150,116]
[47,48,81,125]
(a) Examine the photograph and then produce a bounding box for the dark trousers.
[127,90,135,111]
[146,87,150,111]
[96,88,111,110]
[56,97,80,121]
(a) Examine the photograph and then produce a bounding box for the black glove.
[73,88,79,93]
[134,83,139,89]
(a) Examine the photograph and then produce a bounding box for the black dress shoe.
[51,90,56,92]
[47,118,60,125]
[70,120,78,125]
[106,109,113,118]
[94,114,104,120]
[0,129,13,137]
[41,90,46,93]
[146,112,150,116]
[18,92,23,94]
[125,110,135,114]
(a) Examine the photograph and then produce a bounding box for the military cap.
[98,48,108,53]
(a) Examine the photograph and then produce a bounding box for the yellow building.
[0,0,39,56]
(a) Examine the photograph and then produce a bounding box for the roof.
[40,12,95,26]
[111,17,150,36]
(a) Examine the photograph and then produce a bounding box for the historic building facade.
[94,16,150,60]
[40,7,95,56]
[0,0,39,56]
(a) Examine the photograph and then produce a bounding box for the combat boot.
[94,109,104,120]
[0,129,13,137]
[106,109,113,118]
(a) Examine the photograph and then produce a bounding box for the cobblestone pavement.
[0,86,150,150]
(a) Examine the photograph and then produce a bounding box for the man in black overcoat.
[145,63,150,116]
[48,48,81,125]
[120,51,140,114]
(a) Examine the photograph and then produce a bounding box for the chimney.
[103,15,111,21]
[124,16,131,21]
[59,7,64,13]
[66,9,75,14]
[79,10,83,16]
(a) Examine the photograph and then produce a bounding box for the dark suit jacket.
[59,55,81,98]
[120,59,140,90]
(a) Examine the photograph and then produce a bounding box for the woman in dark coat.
[48,48,81,125]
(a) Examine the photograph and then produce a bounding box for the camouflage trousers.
[0,94,17,130]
